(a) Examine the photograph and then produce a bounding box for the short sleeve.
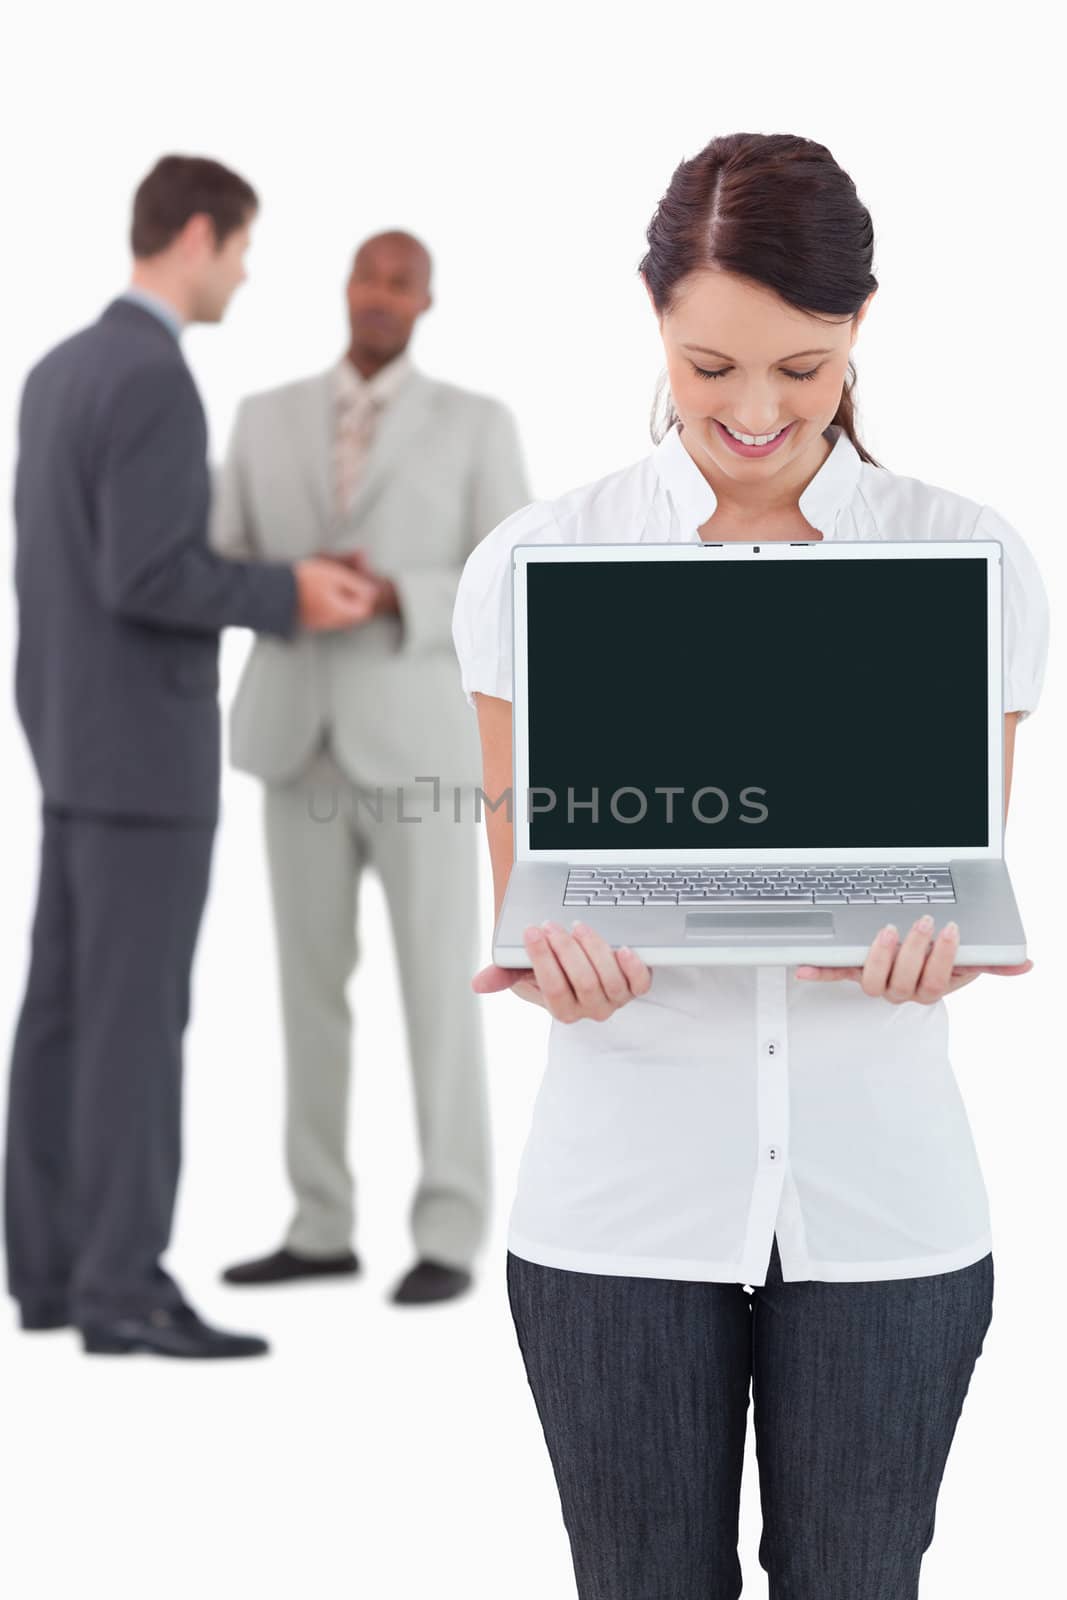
[451,499,558,709]
[972,503,1051,721]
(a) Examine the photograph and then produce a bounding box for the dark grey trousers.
[4,804,215,1324]
[507,1234,994,1600]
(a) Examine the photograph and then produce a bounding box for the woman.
[451,133,1049,1599]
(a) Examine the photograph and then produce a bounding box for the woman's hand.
[471,920,653,1020]
[795,913,1033,1003]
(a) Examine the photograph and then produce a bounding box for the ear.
[179,212,216,257]
[851,289,877,341]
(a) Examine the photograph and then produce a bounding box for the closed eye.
[692,364,821,382]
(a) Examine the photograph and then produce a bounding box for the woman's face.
[650,267,875,489]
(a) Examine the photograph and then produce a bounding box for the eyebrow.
[682,345,833,362]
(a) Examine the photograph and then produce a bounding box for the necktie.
[334,384,379,518]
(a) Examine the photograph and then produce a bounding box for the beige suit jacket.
[210,363,530,788]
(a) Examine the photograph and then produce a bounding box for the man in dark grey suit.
[5,154,370,1358]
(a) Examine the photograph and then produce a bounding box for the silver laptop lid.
[510,540,1004,865]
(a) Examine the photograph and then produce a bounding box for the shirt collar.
[653,420,863,539]
[334,347,414,409]
[119,286,185,341]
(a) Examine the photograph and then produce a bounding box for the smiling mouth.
[719,422,791,446]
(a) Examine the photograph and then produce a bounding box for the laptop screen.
[524,555,990,851]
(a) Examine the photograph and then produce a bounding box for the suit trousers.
[507,1234,994,1600]
[5,804,215,1324]
[262,743,490,1266]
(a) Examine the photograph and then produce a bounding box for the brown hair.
[638,133,882,468]
[131,154,258,259]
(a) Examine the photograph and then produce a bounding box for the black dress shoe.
[390,1259,473,1306]
[79,1302,269,1358]
[222,1246,362,1286]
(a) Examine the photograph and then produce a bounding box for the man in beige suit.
[212,231,530,1304]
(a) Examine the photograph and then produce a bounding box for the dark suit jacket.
[13,297,298,822]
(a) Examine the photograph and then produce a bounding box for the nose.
[725,383,788,434]
[731,410,783,434]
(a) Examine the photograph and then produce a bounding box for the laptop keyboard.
[562,865,957,906]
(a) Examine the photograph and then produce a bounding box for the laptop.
[491,539,1028,967]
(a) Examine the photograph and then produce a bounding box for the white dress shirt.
[451,421,1050,1285]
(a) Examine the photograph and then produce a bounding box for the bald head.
[345,231,434,371]
[354,230,432,286]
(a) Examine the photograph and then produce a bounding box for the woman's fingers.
[618,945,655,996]
[797,948,1034,995]
[794,965,864,981]
[512,975,548,1010]
[512,916,1021,1014]
[522,922,651,1022]
[952,961,1033,978]
[858,923,901,996]
[855,915,959,1003]
[538,922,616,1020]
[884,917,958,1002]
[859,915,929,1001]
[571,921,653,1002]
[522,925,584,1021]
[912,921,961,1001]
[471,963,534,993]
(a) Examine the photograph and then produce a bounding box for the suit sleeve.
[95,362,297,635]
[208,397,260,560]
[392,399,532,655]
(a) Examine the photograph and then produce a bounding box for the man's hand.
[294,557,379,630]
[329,548,400,616]
[795,914,1033,1001]
[337,547,374,576]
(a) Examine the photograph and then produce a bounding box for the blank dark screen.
[524,557,989,850]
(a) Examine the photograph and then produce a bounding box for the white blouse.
[451,421,1050,1284]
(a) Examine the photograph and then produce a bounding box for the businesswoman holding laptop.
[451,132,1049,1599]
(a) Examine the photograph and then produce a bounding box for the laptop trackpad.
[686,911,834,939]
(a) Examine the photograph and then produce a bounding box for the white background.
[1,3,1063,1596]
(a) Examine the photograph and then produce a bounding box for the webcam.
[753,545,760,553]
